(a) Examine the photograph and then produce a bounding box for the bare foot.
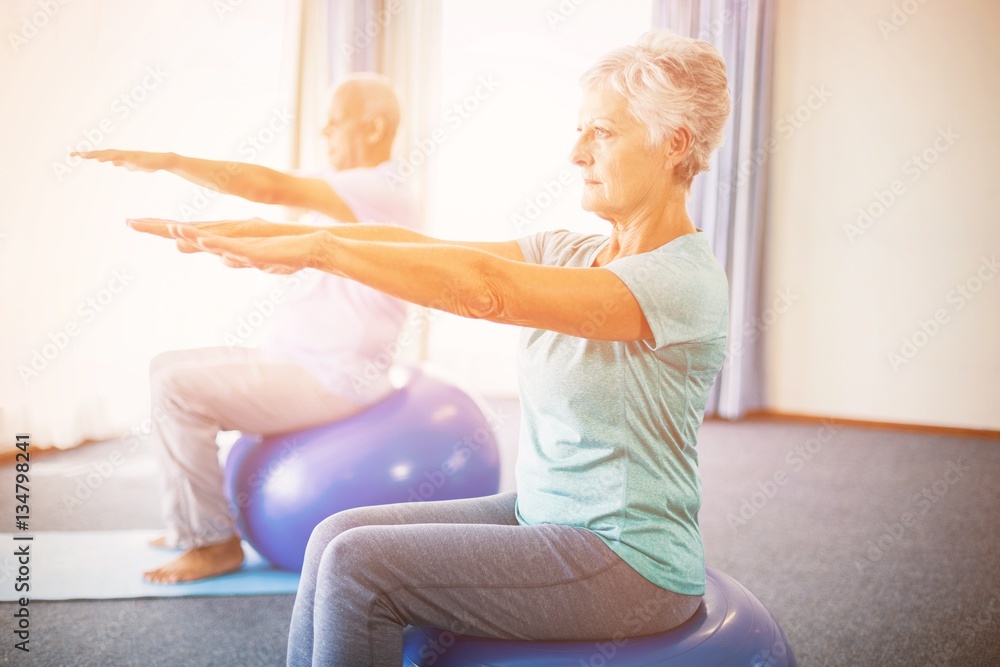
[143,535,244,584]
[148,535,174,549]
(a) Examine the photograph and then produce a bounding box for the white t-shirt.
[259,161,420,403]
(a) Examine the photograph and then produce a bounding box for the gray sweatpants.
[286,492,702,666]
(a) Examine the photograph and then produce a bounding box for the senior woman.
[131,29,731,667]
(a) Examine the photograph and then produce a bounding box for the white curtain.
[289,0,441,360]
[653,0,775,418]
[289,0,441,172]
[0,0,298,450]
[286,0,332,173]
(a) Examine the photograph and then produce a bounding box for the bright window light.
[426,0,654,396]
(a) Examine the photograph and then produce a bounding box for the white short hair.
[580,30,731,189]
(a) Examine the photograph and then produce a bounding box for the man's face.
[321,91,367,171]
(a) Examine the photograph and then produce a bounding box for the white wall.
[765,0,1000,429]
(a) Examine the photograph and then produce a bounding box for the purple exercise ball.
[223,366,501,571]
[402,568,797,666]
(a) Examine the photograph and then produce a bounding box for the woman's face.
[571,86,671,222]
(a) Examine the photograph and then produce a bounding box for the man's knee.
[150,351,187,394]
[149,349,192,380]
[151,364,194,404]
[149,352,225,406]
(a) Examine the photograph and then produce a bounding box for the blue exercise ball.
[402,568,796,666]
[223,366,501,571]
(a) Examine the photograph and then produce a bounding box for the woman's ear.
[664,126,693,169]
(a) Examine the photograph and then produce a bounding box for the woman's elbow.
[460,288,505,321]
[451,262,512,322]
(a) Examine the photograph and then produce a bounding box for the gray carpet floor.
[1,406,998,666]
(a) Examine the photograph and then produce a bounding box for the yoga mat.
[0,530,300,601]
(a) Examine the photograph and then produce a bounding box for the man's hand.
[72,149,171,173]
[79,150,357,223]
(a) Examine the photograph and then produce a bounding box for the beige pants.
[148,347,366,549]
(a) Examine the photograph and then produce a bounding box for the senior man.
[76,73,419,584]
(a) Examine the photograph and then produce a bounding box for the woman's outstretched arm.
[148,221,650,342]
[127,217,525,261]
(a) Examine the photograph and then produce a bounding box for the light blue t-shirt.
[513,229,729,595]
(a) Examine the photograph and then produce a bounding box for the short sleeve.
[605,247,729,349]
[517,230,606,266]
[321,165,420,229]
[516,231,548,265]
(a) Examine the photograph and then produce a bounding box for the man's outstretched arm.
[73,149,356,222]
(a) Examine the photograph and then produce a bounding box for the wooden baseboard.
[725,410,1000,441]
[3,410,996,468]
[0,438,100,467]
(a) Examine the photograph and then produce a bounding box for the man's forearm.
[162,153,283,204]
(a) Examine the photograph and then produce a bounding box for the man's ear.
[367,116,386,144]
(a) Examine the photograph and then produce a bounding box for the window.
[426,0,654,395]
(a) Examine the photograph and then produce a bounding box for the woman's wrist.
[308,231,344,274]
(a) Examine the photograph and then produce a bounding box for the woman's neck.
[595,203,696,267]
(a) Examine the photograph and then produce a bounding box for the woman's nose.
[569,136,591,166]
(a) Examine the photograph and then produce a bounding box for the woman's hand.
[129,217,278,238]
[128,217,328,274]
[71,149,171,172]
[130,217,323,239]
[128,218,272,254]
[177,226,328,275]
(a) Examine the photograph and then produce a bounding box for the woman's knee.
[305,506,384,560]
[316,525,388,588]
